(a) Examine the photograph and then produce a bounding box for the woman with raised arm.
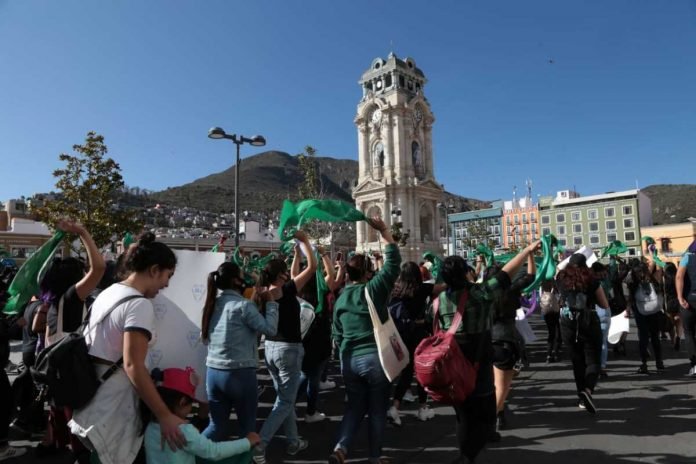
[252,230,317,464]
[329,217,401,464]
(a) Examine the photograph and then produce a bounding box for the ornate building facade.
[352,54,444,261]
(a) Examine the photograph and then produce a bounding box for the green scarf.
[475,244,495,267]
[523,234,558,294]
[3,231,65,315]
[601,240,627,258]
[278,199,367,241]
[422,252,444,283]
[641,236,665,268]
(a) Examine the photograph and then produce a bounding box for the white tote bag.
[296,297,316,340]
[364,287,409,382]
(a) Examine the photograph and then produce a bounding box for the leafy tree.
[33,131,142,249]
[297,145,320,199]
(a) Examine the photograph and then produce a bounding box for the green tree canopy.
[33,131,141,248]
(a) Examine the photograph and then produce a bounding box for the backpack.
[414,291,476,405]
[539,288,560,315]
[387,298,413,335]
[30,294,144,409]
[634,282,663,316]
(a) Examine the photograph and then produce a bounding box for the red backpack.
[414,291,477,404]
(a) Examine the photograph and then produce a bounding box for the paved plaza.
[7,317,696,464]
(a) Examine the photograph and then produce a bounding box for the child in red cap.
[144,367,259,464]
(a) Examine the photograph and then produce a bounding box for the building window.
[661,238,671,253]
[605,207,615,217]
[556,213,565,223]
[625,231,636,242]
[506,217,510,225]
[589,222,599,232]
[588,209,598,220]
[507,235,512,244]
[622,205,633,215]
[541,215,550,225]
[522,213,527,222]
[557,225,566,235]
[624,218,634,228]
[589,234,600,245]
[573,236,583,246]
[531,212,536,221]
[606,220,616,230]
[571,211,581,222]
[558,238,567,247]
[607,232,617,243]
[542,227,551,236]
[628,247,636,256]
[532,224,537,232]
[514,215,519,224]
[573,224,582,234]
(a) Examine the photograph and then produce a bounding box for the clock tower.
[353,53,444,261]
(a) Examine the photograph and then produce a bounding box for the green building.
[538,189,652,257]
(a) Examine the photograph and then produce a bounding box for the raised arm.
[57,220,105,301]
[290,244,301,279]
[502,241,541,279]
[291,230,317,292]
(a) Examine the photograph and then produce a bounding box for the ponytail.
[201,271,219,342]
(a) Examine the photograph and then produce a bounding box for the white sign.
[148,250,226,402]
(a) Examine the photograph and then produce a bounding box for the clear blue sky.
[1,0,695,204]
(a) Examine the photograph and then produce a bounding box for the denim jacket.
[206,290,279,370]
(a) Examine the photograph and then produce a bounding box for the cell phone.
[336,251,343,262]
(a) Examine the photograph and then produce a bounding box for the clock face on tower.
[371,108,382,124]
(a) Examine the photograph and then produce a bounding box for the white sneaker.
[305,411,327,423]
[319,380,336,390]
[387,406,402,426]
[417,406,435,421]
[688,366,696,377]
[286,438,309,456]
[402,390,416,402]
[0,446,27,461]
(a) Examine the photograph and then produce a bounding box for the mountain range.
[146,151,696,225]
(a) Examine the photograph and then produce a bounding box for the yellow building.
[640,220,696,265]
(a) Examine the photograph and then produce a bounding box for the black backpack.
[388,298,413,335]
[31,295,144,409]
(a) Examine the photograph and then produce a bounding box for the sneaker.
[251,446,266,464]
[599,369,609,379]
[656,361,666,371]
[688,365,696,377]
[8,419,32,440]
[674,337,681,351]
[637,364,649,374]
[416,406,435,421]
[286,439,309,456]
[305,411,327,423]
[402,390,416,403]
[578,401,586,410]
[0,446,27,461]
[386,406,402,426]
[328,448,347,464]
[578,390,596,414]
[319,380,336,390]
[496,411,507,430]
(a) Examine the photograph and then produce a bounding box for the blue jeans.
[203,367,258,440]
[298,358,328,416]
[596,308,611,369]
[259,341,304,447]
[335,351,391,459]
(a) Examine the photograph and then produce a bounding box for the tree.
[33,131,142,249]
[297,145,320,199]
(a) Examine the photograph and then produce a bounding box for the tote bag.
[364,287,409,382]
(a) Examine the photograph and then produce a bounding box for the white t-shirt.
[86,283,155,363]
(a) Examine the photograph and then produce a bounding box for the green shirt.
[332,243,402,357]
[435,271,512,336]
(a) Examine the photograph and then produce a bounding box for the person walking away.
[328,217,400,464]
[201,261,281,441]
[626,256,665,374]
[252,230,316,464]
[557,254,610,414]
[435,241,540,464]
[663,262,683,351]
[540,280,561,363]
[675,239,696,376]
[386,261,445,426]
[591,263,613,378]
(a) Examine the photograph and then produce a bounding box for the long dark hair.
[346,254,372,282]
[391,261,423,299]
[442,256,469,291]
[201,262,243,342]
[557,265,594,292]
[40,257,85,304]
[124,232,176,274]
[260,259,288,287]
[627,261,659,297]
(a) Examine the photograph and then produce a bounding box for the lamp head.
[208,127,226,139]
[249,135,266,147]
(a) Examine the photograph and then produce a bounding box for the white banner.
[148,250,226,402]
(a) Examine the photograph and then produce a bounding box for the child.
[145,367,259,464]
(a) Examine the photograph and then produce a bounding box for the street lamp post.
[208,127,266,249]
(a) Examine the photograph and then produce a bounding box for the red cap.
[159,367,199,399]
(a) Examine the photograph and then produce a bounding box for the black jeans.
[560,311,602,394]
[680,305,696,366]
[634,311,663,365]
[543,311,562,356]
